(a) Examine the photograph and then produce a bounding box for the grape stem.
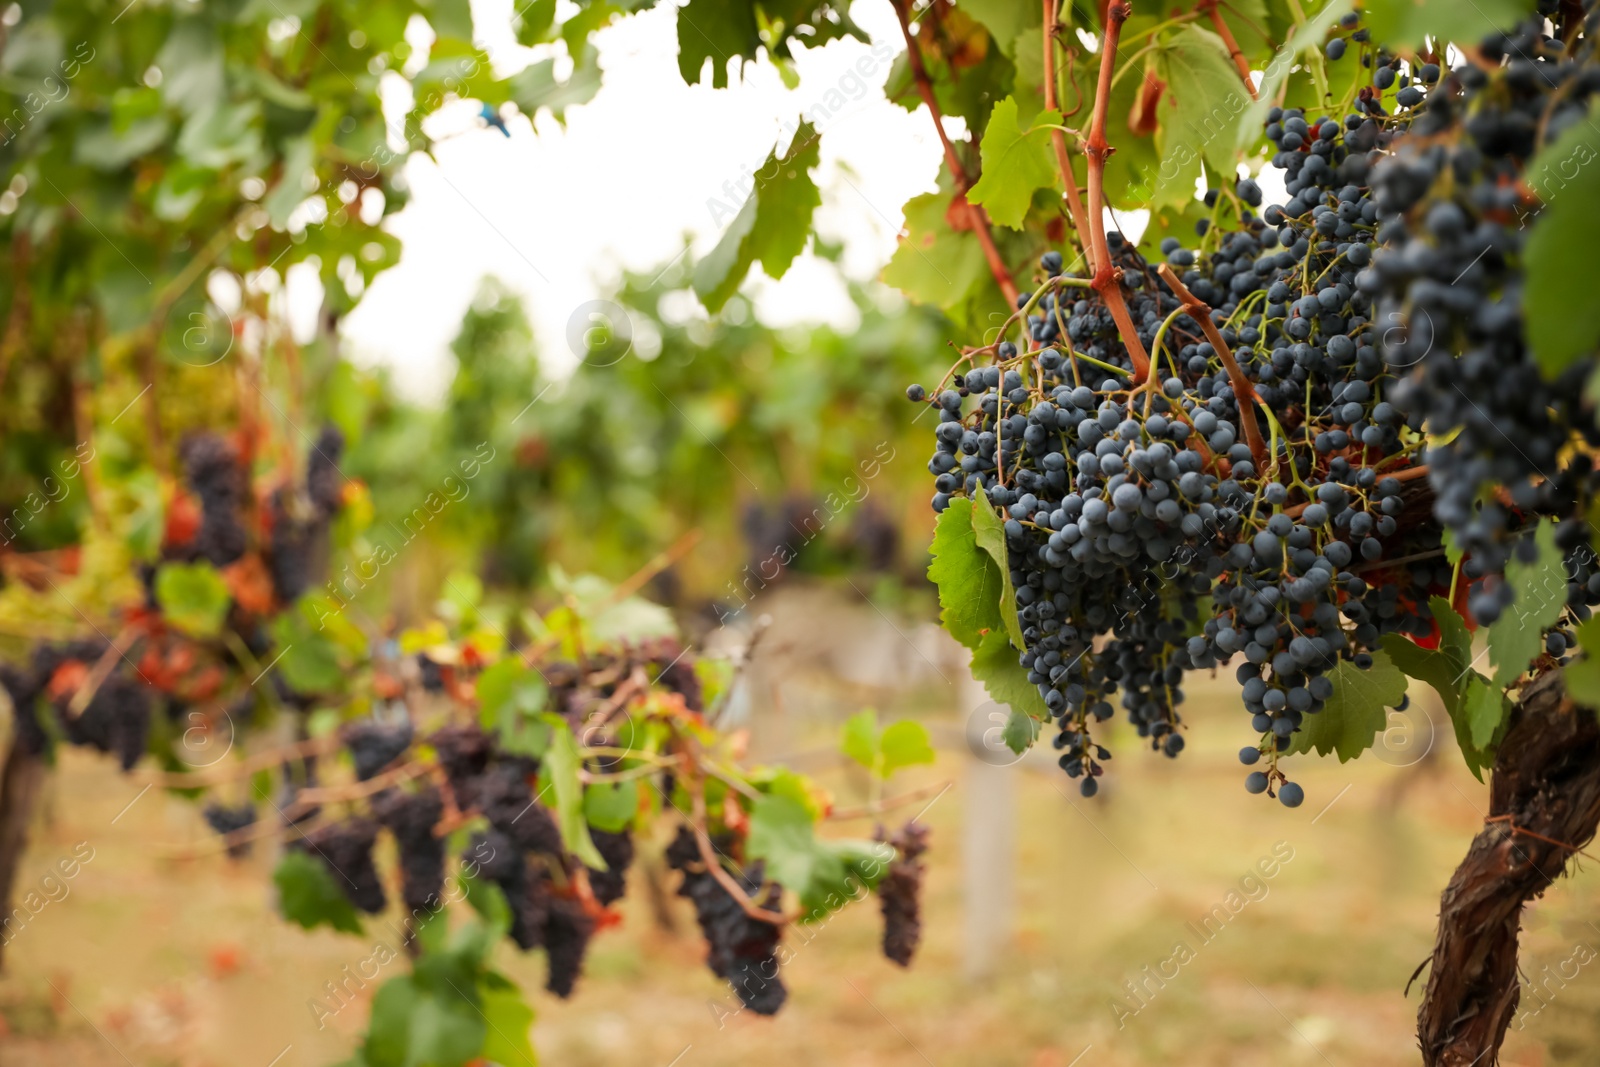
[1198,0,1258,100]
[889,0,1021,309]
[687,772,792,925]
[1156,263,1268,469]
[828,780,953,821]
[1086,1,1153,384]
[1044,0,1094,270]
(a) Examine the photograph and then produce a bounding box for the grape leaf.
[967,97,1061,229]
[840,709,878,770]
[477,972,538,1067]
[1236,0,1353,152]
[881,189,995,324]
[476,658,551,757]
[273,850,363,936]
[1383,597,1496,779]
[1152,25,1246,210]
[154,561,231,638]
[964,0,1038,55]
[1524,103,1600,377]
[693,121,821,313]
[542,720,607,869]
[747,792,845,901]
[927,497,1005,649]
[1465,674,1510,751]
[798,838,896,921]
[1001,706,1041,754]
[676,0,758,87]
[1565,616,1600,707]
[969,628,1052,720]
[970,486,1026,651]
[1286,649,1407,761]
[1488,519,1567,686]
[363,969,483,1067]
[583,779,639,833]
[1364,0,1536,48]
[879,720,935,776]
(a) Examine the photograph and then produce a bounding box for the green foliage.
[838,710,935,778]
[1286,650,1407,762]
[1363,0,1536,47]
[967,97,1061,229]
[273,850,363,936]
[1001,705,1042,754]
[970,487,1027,652]
[1383,598,1498,779]
[475,658,551,758]
[1152,25,1245,210]
[1487,520,1566,686]
[153,561,229,638]
[1525,104,1600,377]
[1565,616,1600,707]
[693,122,823,313]
[543,720,607,869]
[583,779,640,832]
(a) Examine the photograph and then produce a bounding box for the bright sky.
[336,0,946,399]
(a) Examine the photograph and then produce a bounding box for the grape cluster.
[341,719,414,781]
[371,785,445,911]
[180,433,249,567]
[298,817,387,914]
[909,52,1503,803]
[586,829,634,906]
[876,820,929,967]
[66,674,154,771]
[541,893,596,998]
[1366,11,1600,624]
[203,802,257,858]
[266,425,347,604]
[665,828,787,1015]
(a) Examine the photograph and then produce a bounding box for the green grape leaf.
[476,658,551,757]
[964,0,1038,54]
[969,629,1052,720]
[798,838,896,921]
[881,189,995,324]
[1565,616,1600,707]
[542,720,607,869]
[966,97,1061,229]
[693,122,822,312]
[1286,650,1407,761]
[273,850,363,936]
[878,720,936,777]
[677,0,759,87]
[1002,705,1042,754]
[582,779,639,833]
[1152,24,1246,210]
[839,709,879,770]
[927,497,1006,649]
[154,561,231,638]
[1383,597,1495,779]
[1465,674,1511,751]
[427,0,475,42]
[1524,103,1600,377]
[477,972,538,1066]
[1237,0,1353,152]
[1488,519,1567,686]
[1364,0,1536,47]
[970,486,1026,651]
[506,43,604,124]
[747,792,844,902]
[363,970,484,1067]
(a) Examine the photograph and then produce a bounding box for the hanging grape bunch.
[914,5,1600,810]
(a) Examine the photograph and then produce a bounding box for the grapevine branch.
[1417,669,1600,1067]
[1043,0,1094,271]
[1157,263,1268,470]
[1199,0,1258,100]
[686,772,791,925]
[1086,1,1153,383]
[889,0,1021,310]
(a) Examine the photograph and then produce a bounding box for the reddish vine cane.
[1086,1,1154,384]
